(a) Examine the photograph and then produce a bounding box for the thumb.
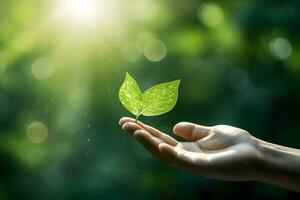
[173,122,210,141]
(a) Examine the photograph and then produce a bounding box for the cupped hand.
[119,117,263,181]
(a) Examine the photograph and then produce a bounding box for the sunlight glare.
[54,0,116,26]
[62,0,97,22]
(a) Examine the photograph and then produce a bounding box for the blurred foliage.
[0,0,300,199]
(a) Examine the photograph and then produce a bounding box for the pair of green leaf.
[119,72,180,121]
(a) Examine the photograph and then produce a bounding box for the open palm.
[119,117,263,182]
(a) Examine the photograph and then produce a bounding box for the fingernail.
[133,129,145,136]
[121,122,131,131]
[119,118,124,126]
[119,117,129,126]
[123,122,142,134]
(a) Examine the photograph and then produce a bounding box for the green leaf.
[119,72,180,120]
[119,72,142,116]
[141,80,180,116]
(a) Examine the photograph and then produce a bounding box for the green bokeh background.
[0,0,300,199]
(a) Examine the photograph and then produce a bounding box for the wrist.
[248,136,269,181]
[252,137,300,191]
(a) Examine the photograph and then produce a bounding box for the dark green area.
[0,0,299,199]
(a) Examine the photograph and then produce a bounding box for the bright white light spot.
[60,0,97,22]
[31,57,54,80]
[54,0,116,27]
[26,121,48,144]
[143,39,167,62]
[198,3,223,27]
[269,37,292,60]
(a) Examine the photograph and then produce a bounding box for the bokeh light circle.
[31,57,54,80]
[26,121,48,144]
[198,3,223,27]
[143,39,167,62]
[269,37,292,60]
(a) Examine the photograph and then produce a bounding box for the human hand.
[119,117,263,182]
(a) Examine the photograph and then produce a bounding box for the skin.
[119,117,300,192]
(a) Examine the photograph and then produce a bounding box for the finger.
[173,122,210,141]
[159,144,195,168]
[121,120,174,164]
[195,133,224,150]
[196,126,233,150]
[133,130,173,163]
[160,144,211,176]
[119,117,135,126]
[134,129,161,150]
[121,122,142,135]
[141,124,178,146]
[120,117,178,146]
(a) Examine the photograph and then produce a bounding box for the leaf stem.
[135,114,140,123]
